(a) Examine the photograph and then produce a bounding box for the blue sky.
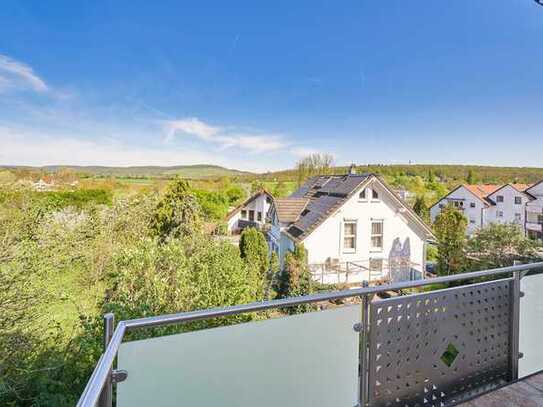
[0,1,542,171]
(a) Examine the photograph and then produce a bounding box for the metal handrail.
[76,261,543,407]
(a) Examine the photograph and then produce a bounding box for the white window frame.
[371,188,380,201]
[497,210,504,218]
[496,195,504,203]
[342,220,357,254]
[359,188,367,201]
[514,213,522,222]
[370,219,384,252]
[515,196,522,205]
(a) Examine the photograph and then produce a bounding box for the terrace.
[77,262,543,407]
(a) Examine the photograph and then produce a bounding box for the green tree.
[277,244,313,313]
[239,228,269,299]
[108,236,259,334]
[413,195,429,223]
[152,178,201,241]
[269,251,280,297]
[434,206,467,275]
[467,169,476,184]
[466,223,539,269]
[295,153,335,187]
[427,169,435,183]
[250,180,265,194]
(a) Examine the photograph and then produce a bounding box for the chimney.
[348,163,357,175]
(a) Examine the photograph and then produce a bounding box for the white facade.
[270,176,433,285]
[226,191,273,234]
[526,182,543,241]
[430,182,543,240]
[430,186,487,235]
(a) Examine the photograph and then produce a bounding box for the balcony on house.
[77,262,543,407]
[309,258,424,286]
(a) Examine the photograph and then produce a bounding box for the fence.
[77,262,543,407]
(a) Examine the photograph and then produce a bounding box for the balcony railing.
[309,259,423,285]
[77,262,543,407]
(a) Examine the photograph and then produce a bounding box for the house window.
[497,210,504,218]
[257,211,262,222]
[369,258,383,273]
[470,202,476,208]
[538,214,543,224]
[359,189,367,200]
[514,213,522,222]
[496,195,504,203]
[470,218,476,224]
[266,196,272,204]
[439,204,444,209]
[371,220,384,250]
[249,210,255,221]
[452,201,463,209]
[372,189,379,200]
[515,196,522,205]
[241,210,247,219]
[343,221,357,252]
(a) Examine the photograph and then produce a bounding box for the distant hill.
[1,164,253,179]
[255,164,543,185]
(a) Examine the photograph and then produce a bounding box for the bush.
[239,228,269,300]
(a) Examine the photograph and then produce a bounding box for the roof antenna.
[348,163,357,175]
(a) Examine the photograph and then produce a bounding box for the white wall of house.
[486,186,527,227]
[299,182,427,278]
[526,183,543,240]
[227,193,272,233]
[430,186,486,235]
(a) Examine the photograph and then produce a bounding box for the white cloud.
[163,117,289,153]
[0,54,48,93]
[0,125,294,172]
[0,126,219,167]
[164,117,220,141]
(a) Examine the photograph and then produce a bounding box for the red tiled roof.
[463,184,502,201]
[511,184,533,192]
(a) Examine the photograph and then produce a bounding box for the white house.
[268,172,434,285]
[430,182,543,240]
[226,190,273,234]
[525,181,543,241]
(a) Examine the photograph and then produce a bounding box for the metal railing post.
[98,313,115,407]
[357,281,370,407]
[510,271,521,382]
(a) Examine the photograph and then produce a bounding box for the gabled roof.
[278,173,434,242]
[463,184,502,203]
[432,182,537,208]
[273,198,309,223]
[526,180,543,195]
[226,190,273,220]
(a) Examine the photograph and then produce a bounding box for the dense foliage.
[466,223,539,269]
[277,244,314,314]
[239,228,270,300]
[0,179,262,406]
[433,206,468,275]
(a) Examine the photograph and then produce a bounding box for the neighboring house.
[526,181,543,241]
[430,182,543,240]
[268,172,434,285]
[226,190,273,234]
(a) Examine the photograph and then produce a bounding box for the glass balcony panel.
[519,271,543,378]
[117,305,361,407]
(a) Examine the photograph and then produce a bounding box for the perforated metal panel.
[367,279,513,406]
